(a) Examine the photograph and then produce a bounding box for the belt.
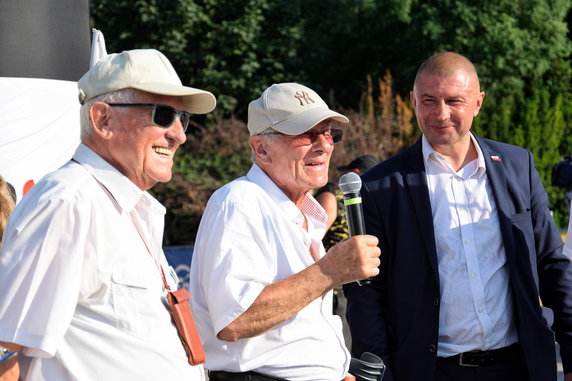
[208,370,288,381]
[442,344,520,367]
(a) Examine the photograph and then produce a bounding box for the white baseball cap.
[247,82,349,136]
[78,49,216,114]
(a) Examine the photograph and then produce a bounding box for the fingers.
[351,235,381,278]
[352,234,379,248]
[321,234,381,285]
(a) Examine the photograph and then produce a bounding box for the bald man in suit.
[344,52,572,381]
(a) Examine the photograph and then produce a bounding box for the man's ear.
[89,102,114,140]
[249,136,271,165]
[409,90,417,108]
[474,91,485,117]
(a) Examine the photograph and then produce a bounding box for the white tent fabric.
[0,77,80,202]
[89,28,108,68]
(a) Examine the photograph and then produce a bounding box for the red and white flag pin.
[491,155,502,162]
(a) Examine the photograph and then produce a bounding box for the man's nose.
[167,118,187,145]
[313,132,333,151]
[434,101,450,120]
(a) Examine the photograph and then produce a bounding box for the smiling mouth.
[432,124,454,129]
[153,147,173,157]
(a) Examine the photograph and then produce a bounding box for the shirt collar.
[246,164,328,228]
[421,133,486,178]
[72,143,165,215]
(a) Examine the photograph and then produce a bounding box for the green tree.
[89,0,572,236]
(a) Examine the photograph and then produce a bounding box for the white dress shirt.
[189,164,350,381]
[422,134,518,357]
[0,144,205,381]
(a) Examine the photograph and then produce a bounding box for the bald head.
[414,52,479,89]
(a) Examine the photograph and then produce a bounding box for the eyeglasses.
[107,103,192,132]
[258,128,343,145]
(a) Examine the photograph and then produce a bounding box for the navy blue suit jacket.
[344,136,572,381]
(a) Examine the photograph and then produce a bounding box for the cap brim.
[272,108,349,135]
[132,82,217,114]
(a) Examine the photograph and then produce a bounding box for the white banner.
[0,77,80,202]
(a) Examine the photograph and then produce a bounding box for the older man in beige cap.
[189,83,381,381]
[0,49,215,380]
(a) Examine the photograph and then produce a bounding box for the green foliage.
[90,0,572,239]
[475,87,571,227]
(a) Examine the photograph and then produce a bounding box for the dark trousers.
[435,345,528,381]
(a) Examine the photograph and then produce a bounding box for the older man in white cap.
[0,49,215,380]
[189,83,381,381]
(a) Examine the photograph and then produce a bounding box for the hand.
[0,355,19,380]
[319,235,381,286]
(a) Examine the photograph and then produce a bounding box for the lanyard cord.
[71,157,171,292]
[133,225,171,292]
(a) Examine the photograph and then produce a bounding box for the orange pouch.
[167,288,206,365]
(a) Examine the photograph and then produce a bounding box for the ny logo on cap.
[294,91,315,106]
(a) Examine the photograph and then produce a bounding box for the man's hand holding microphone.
[317,172,380,288]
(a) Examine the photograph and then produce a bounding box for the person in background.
[344,51,572,381]
[0,175,17,380]
[190,82,381,381]
[552,155,572,214]
[0,49,216,380]
[315,154,380,250]
[0,176,15,246]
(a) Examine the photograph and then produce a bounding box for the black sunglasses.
[107,103,191,132]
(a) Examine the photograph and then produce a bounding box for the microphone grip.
[345,195,366,237]
[343,192,371,286]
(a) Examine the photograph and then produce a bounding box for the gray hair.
[79,88,139,142]
[251,127,280,163]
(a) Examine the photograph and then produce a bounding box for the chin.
[150,172,173,185]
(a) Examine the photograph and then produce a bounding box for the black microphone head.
[339,172,362,194]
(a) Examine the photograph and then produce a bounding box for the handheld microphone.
[339,172,370,286]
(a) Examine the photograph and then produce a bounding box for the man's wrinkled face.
[104,93,187,190]
[261,121,335,202]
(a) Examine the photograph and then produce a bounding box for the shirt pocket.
[111,268,151,336]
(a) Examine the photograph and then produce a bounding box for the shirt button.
[433,297,439,306]
[471,273,477,278]
[429,344,436,353]
[465,239,472,244]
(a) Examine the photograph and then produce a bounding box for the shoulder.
[476,136,530,156]
[362,142,421,184]
[202,176,274,225]
[475,136,533,169]
[209,176,267,205]
[7,163,98,230]
[28,162,97,202]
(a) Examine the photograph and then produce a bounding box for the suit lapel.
[476,137,516,263]
[405,140,440,282]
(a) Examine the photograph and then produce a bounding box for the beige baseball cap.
[247,82,349,136]
[78,49,216,114]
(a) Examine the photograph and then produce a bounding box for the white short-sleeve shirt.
[0,144,205,381]
[189,164,350,381]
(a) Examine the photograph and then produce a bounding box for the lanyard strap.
[133,226,171,292]
[71,157,171,292]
